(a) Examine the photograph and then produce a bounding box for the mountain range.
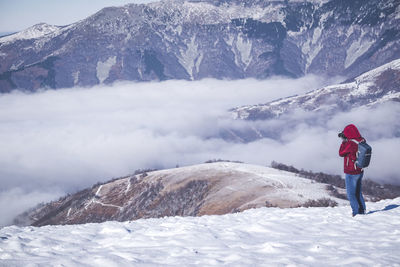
[1,0,399,92]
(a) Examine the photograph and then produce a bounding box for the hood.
[343,124,362,140]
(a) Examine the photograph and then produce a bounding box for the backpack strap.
[350,138,365,144]
[349,139,359,169]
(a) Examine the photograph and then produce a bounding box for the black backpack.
[350,139,372,168]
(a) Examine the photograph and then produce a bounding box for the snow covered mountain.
[0,0,399,91]
[14,162,349,227]
[0,23,62,43]
[232,58,400,120]
[2,197,400,265]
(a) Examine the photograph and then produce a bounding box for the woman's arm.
[339,141,351,157]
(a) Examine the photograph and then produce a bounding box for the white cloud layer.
[0,188,62,227]
[0,76,398,226]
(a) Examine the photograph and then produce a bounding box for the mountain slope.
[219,58,400,143]
[2,197,400,265]
[232,58,400,120]
[14,162,348,226]
[0,0,399,91]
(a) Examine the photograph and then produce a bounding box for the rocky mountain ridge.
[1,0,399,91]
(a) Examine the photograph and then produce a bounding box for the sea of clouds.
[0,76,399,226]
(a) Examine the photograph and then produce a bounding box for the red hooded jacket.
[339,124,364,174]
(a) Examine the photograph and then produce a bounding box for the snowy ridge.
[356,58,400,84]
[232,58,400,120]
[149,162,346,206]
[144,1,286,25]
[0,23,61,43]
[1,197,399,265]
[14,162,348,227]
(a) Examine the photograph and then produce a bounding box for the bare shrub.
[302,198,338,208]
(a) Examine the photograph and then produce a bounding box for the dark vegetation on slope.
[271,161,400,201]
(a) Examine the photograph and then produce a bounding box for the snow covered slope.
[232,58,400,120]
[1,197,399,266]
[0,23,62,44]
[14,162,347,227]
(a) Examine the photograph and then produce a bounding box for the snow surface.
[0,23,61,44]
[1,198,399,266]
[356,58,400,83]
[350,58,400,96]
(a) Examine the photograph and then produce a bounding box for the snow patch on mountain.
[96,56,117,83]
[301,25,324,71]
[73,71,80,85]
[178,36,201,80]
[345,30,375,68]
[234,34,253,69]
[396,4,400,19]
[10,60,24,71]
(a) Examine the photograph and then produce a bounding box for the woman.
[338,124,366,216]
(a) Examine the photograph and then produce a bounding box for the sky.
[0,0,157,32]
